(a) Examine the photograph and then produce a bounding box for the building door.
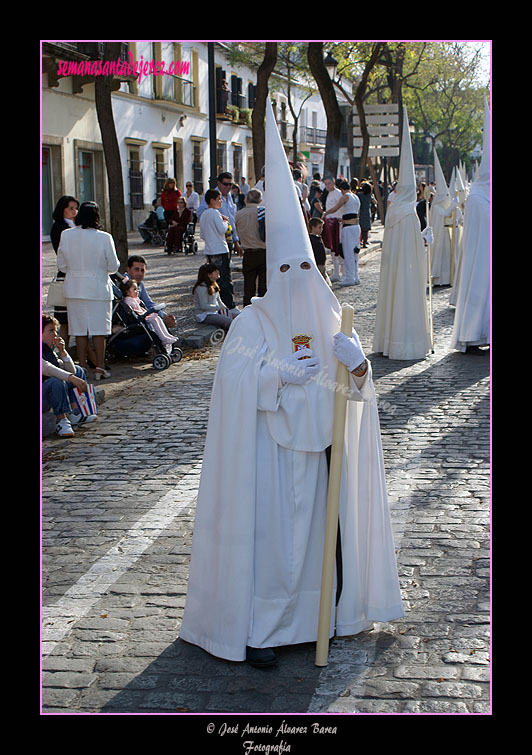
[173,140,184,192]
[78,150,95,204]
[42,147,53,237]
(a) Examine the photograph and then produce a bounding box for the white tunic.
[450,188,490,351]
[372,212,431,360]
[179,306,405,661]
[430,203,453,285]
[179,96,404,662]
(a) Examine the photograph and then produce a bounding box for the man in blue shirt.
[125,255,177,330]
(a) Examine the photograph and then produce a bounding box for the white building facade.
[42,41,351,238]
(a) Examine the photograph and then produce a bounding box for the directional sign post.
[353,104,400,222]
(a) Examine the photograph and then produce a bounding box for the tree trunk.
[307,42,343,178]
[252,42,277,182]
[94,42,129,271]
[354,42,384,183]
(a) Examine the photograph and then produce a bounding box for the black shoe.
[245,646,278,668]
[465,345,489,355]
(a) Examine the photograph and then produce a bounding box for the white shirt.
[185,190,200,211]
[325,187,343,219]
[199,207,229,255]
[342,191,360,216]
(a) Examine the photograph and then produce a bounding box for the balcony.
[159,75,196,108]
[304,127,327,146]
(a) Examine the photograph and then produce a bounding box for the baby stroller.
[107,274,183,371]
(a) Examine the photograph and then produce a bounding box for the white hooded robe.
[179,99,404,662]
[450,98,490,351]
[372,106,432,360]
[431,149,454,286]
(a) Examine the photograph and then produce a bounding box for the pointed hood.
[261,97,315,282]
[469,96,490,202]
[432,148,450,208]
[250,97,342,452]
[385,105,417,229]
[455,167,466,204]
[450,166,456,197]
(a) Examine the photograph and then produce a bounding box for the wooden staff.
[315,303,354,667]
[423,186,435,352]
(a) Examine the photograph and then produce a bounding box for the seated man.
[42,314,96,437]
[126,255,177,330]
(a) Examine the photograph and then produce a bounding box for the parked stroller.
[106,274,183,371]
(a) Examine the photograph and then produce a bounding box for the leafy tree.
[94,42,129,270]
[307,42,343,178]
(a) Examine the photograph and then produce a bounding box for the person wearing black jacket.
[49,195,79,342]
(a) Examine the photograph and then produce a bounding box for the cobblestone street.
[41,227,490,717]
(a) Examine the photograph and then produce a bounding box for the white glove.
[333,330,366,372]
[279,348,320,385]
[421,226,433,245]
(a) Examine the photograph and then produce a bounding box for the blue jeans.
[42,366,86,417]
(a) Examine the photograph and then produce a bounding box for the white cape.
[430,204,453,285]
[372,103,431,360]
[179,305,404,662]
[431,151,453,285]
[450,188,490,350]
[373,213,431,360]
[449,206,464,306]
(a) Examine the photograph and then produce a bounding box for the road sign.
[352,103,400,158]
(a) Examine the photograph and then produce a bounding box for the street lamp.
[324,51,338,81]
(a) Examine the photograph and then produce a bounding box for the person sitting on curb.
[42,314,97,438]
[192,262,239,332]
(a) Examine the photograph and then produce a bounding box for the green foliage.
[227,41,490,179]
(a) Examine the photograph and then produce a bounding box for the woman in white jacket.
[57,202,119,379]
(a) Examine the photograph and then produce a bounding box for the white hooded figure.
[449,168,466,307]
[372,106,432,361]
[450,97,490,352]
[179,98,404,667]
[430,149,455,285]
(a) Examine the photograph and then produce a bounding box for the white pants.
[331,253,344,278]
[340,224,361,283]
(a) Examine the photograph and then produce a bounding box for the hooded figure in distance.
[179,98,404,668]
[372,105,432,360]
[430,149,457,286]
[450,97,490,353]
